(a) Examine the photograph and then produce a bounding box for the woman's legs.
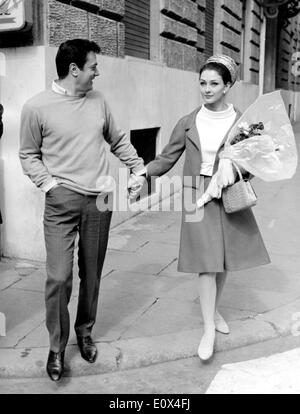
[215,271,230,334]
[215,271,227,307]
[197,272,217,360]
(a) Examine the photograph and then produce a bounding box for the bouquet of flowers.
[197,90,298,208]
[230,121,265,145]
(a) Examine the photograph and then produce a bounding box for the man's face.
[76,51,99,93]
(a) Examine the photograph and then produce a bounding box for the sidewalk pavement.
[1,123,300,380]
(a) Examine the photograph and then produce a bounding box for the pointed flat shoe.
[197,330,215,361]
[215,311,230,334]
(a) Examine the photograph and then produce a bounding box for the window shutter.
[204,0,214,58]
[124,0,150,60]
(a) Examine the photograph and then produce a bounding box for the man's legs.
[75,194,112,340]
[44,187,81,353]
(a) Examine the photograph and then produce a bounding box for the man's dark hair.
[56,39,101,79]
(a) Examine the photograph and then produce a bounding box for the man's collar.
[52,80,86,97]
[52,80,69,95]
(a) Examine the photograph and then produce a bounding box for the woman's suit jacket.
[147,106,270,273]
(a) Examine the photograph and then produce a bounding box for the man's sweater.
[19,88,144,195]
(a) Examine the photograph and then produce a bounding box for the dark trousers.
[44,186,112,352]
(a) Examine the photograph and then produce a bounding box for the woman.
[133,54,270,361]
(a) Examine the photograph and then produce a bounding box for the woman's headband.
[205,54,238,85]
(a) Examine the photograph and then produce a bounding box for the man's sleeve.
[19,103,57,191]
[103,100,145,174]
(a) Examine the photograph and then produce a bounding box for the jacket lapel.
[185,106,201,151]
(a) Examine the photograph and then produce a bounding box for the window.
[204,0,214,59]
[130,127,159,198]
[124,0,150,60]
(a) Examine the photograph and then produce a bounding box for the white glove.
[216,158,236,188]
[196,173,222,208]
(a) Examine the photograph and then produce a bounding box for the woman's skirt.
[177,176,270,273]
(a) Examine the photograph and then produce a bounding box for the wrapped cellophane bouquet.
[197,90,298,212]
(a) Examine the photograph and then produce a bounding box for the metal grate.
[204,0,214,59]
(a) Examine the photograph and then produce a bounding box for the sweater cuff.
[133,166,147,177]
[41,179,59,193]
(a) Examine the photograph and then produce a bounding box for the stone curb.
[0,316,288,379]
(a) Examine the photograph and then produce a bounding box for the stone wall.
[243,0,263,85]
[47,0,125,57]
[214,0,243,64]
[159,0,198,71]
[159,0,218,72]
[197,0,207,70]
[47,0,213,72]
[214,0,264,85]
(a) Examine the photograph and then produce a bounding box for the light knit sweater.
[196,104,236,176]
[19,86,144,195]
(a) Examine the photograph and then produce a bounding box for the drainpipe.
[264,16,278,93]
[259,15,266,96]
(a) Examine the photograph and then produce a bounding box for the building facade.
[0,0,299,260]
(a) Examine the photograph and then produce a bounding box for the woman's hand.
[127,173,145,199]
[216,158,236,188]
[196,174,222,208]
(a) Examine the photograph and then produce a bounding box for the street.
[1,335,299,394]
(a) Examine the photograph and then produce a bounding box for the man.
[19,39,145,381]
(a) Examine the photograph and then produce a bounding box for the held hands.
[127,173,146,200]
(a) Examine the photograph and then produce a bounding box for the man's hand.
[127,174,146,200]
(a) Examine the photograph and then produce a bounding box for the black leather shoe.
[46,350,64,381]
[77,336,97,363]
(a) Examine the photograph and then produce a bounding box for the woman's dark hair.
[56,39,101,79]
[199,62,232,85]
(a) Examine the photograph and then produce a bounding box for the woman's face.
[199,69,230,107]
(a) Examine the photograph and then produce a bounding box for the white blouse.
[196,104,236,176]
